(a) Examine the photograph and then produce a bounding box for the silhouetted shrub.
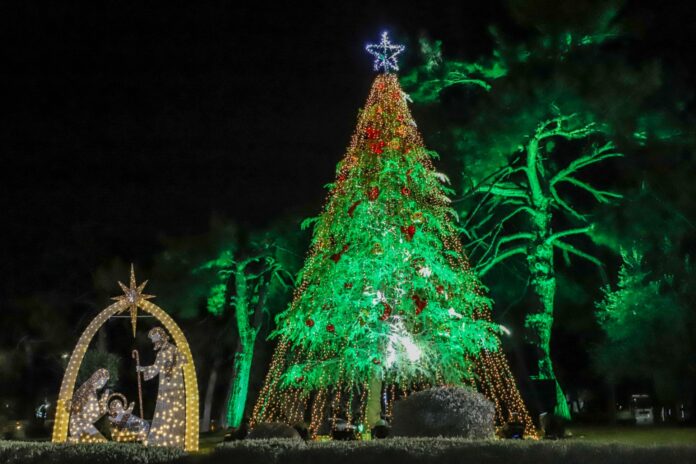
[391,386,495,438]
[247,422,302,440]
[0,441,185,464]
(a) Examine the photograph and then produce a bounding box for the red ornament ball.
[401,224,416,241]
[327,324,335,333]
[305,318,314,328]
[412,294,428,315]
[365,127,381,140]
[370,141,386,155]
[401,186,411,196]
[367,186,380,201]
[380,301,393,320]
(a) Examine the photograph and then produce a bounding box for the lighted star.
[366,31,405,73]
[112,264,155,337]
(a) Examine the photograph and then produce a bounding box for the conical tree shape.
[252,73,535,437]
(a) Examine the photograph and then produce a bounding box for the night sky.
[1,1,693,299]
[0,2,498,296]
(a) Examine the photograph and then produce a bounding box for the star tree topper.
[366,31,405,73]
[112,264,155,337]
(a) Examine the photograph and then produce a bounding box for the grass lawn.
[199,424,696,448]
[4,426,696,464]
[566,424,696,445]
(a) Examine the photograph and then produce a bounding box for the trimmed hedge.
[4,438,696,464]
[214,438,696,464]
[0,441,186,464]
[247,422,303,440]
[392,386,495,438]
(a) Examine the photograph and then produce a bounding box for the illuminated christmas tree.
[252,33,535,437]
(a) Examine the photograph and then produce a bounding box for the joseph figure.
[138,326,187,448]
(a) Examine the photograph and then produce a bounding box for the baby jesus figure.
[107,397,149,442]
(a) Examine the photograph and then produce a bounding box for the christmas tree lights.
[252,34,536,437]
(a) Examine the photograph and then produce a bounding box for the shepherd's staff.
[132,349,144,419]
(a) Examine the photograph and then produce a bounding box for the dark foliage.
[391,387,494,438]
[0,442,185,464]
[3,438,696,464]
[247,422,302,440]
[214,438,696,464]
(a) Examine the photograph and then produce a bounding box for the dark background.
[2,1,693,299]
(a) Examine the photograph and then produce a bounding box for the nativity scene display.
[51,266,199,451]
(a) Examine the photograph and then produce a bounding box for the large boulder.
[391,386,495,439]
[247,422,303,440]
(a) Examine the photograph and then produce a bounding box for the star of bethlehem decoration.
[111,264,155,337]
[366,31,405,73]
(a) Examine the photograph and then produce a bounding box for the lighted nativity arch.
[52,266,199,451]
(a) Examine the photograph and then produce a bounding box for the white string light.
[52,268,199,451]
[366,31,405,73]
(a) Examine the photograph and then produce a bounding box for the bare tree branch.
[534,114,602,142]
[466,206,534,255]
[478,232,535,267]
[462,195,502,234]
[546,226,594,245]
[565,177,623,203]
[551,141,623,185]
[553,240,603,267]
[477,245,528,276]
[549,185,586,221]
[444,74,492,91]
[473,183,529,198]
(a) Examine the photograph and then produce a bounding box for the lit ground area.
[4,427,696,463]
[199,425,696,448]
[566,425,696,445]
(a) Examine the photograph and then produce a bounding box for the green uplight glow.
[268,75,499,396]
[252,72,536,438]
[201,250,290,429]
[469,115,622,419]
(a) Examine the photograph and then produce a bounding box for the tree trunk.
[525,204,570,419]
[607,380,616,424]
[201,362,219,432]
[223,263,270,429]
[219,347,238,427]
[226,344,255,428]
[365,375,383,429]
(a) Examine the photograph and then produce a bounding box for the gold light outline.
[51,299,199,451]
